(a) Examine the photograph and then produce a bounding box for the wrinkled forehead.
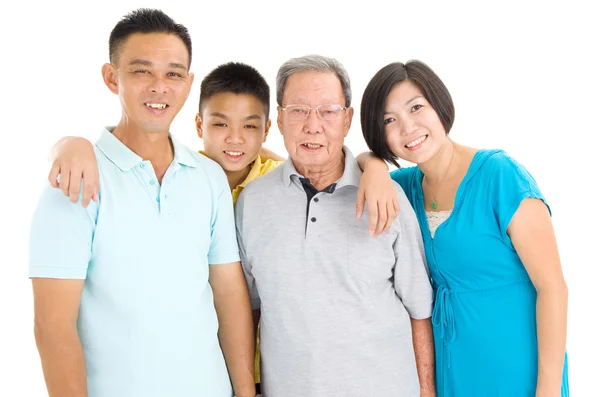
[283,71,344,104]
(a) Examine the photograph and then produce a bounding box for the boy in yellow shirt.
[195,62,283,205]
[195,62,281,393]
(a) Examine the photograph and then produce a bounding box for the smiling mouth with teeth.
[302,143,322,149]
[145,103,168,110]
[405,135,428,148]
[224,151,244,157]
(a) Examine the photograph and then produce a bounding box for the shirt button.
[149,180,156,185]
[139,163,146,168]
[311,217,316,222]
[314,197,319,203]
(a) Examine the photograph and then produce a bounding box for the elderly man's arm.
[410,318,436,395]
[392,187,436,395]
[209,263,256,397]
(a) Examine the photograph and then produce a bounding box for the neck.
[294,152,345,191]
[112,120,174,182]
[418,139,456,183]
[226,165,252,190]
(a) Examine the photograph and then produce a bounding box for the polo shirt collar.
[282,145,362,189]
[96,127,196,172]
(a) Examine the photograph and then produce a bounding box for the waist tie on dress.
[432,284,456,368]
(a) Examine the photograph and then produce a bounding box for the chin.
[141,122,171,134]
[219,160,249,173]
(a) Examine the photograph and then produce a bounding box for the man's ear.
[195,113,203,138]
[102,63,119,95]
[263,119,272,142]
[184,72,195,101]
[343,106,354,137]
[277,107,284,136]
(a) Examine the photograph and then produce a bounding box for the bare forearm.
[536,286,568,394]
[356,152,377,172]
[35,325,87,397]
[214,289,255,397]
[410,318,436,395]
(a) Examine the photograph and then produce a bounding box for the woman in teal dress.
[357,60,569,396]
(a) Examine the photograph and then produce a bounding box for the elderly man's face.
[277,71,353,170]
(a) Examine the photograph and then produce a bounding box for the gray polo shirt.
[235,147,433,397]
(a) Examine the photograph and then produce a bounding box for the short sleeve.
[208,171,240,265]
[392,185,433,319]
[235,190,261,310]
[29,184,98,279]
[488,152,550,243]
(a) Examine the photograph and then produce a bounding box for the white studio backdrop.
[0,0,597,395]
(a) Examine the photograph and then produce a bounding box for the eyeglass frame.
[279,103,348,121]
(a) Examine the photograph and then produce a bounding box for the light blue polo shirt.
[29,128,240,397]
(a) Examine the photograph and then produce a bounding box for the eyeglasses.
[281,104,347,121]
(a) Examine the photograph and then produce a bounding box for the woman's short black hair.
[361,60,455,167]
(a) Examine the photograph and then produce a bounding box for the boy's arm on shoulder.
[48,136,98,208]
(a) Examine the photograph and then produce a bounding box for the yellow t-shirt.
[231,155,281,205]
[200,151,281,384]
[199,151,281,204]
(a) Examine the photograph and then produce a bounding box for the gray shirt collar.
[282,145,362,190]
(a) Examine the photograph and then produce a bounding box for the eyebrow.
[406,95,424,105]
[383,95,425,115]
[243,114,263,121]
[128,58,187,70]
[209,112,263,121]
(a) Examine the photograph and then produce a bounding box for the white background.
[1,0,598,395]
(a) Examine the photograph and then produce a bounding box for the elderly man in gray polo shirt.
[235,55,435,397]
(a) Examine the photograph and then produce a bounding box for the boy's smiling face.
[196,92,270,173]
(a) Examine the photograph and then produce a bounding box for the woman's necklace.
[429,148,455,210]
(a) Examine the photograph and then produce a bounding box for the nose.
[225,126,245,144]
[149,75,168,94]
[400,117,419,136]
[303,108,323,134]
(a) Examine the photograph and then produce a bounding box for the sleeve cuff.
[29,265,87,280]
[406,300,434,320]
[208,252,241,265]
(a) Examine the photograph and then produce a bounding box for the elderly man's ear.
[344,107,355,136]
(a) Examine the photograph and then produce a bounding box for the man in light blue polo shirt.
[28,9,256,397]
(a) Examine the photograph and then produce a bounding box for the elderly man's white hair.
[276,54,352,108]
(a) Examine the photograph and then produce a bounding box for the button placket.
[139,161,161,212]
